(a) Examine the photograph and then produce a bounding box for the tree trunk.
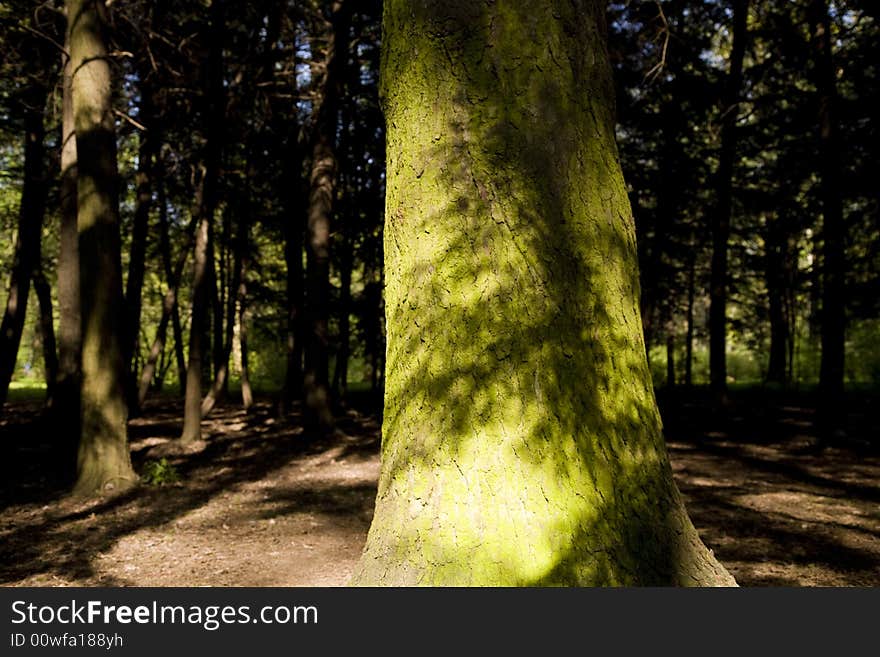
[303,0,352,431]
[709,0,748,397]
[279,141,306,415]
[666,332,676,389]
[180,0,224,443]
[200,210,243,418]
[279,188,305,414]
[181,176,212,442]
[156,178,187,394]
[137,225,193,407]
[684,247,696,388]
[353,0,735,586]
[812,0,845,409]
[0,85,47,408]
[332,244,352,404]
[209,215,224,383]
[68,0,136,494]
[124,75,157,410]
[765,215,789,385]
[56,30,81,474]
[33,268,59,407]
[238,240,253,411]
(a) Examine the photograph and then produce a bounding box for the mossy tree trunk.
[353,0,735,586]
[68,0,136,495]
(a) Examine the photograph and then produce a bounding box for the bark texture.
[68,0,136,494]
[353,0,735,586]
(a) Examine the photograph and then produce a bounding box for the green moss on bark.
[353,0,735,586]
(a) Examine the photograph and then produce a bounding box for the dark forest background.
[1,0,877,430]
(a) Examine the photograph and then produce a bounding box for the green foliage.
[847,320,880,385]
[140,458,181,487]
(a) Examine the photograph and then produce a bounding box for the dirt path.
[1,395,878,586]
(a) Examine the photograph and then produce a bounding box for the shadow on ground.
[0,398,379,586]
[0,388,878,586]
[659,387,880,586]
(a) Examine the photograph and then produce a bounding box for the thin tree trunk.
[68,0,136,494]
[180,0,224,443]
[156,178,187,394]
[200,211,243,418]
[812,0,846,415]
[124,75,157,410]
[666,331,676,389]
[181,175,212,442]
[209,212,224,382]
[0,86,47,407]
[33,267,58,406]
[303,0,352,432]
[765,215,789,385]
[684,248,696,388]
[239,263,253,410]
[279,165,306,415]
[709,0,749,398]
[332,239,353,403]
[137,226,193,407]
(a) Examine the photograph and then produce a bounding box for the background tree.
[0,4,55,407]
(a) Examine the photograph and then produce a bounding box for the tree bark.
[353,0,735,586]
[709,0,748,397]
[68,0,136,494]
[0,85,47,408]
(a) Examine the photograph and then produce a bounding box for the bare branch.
[643,0,671,85]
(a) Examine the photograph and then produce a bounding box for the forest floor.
[1,388,878,587]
